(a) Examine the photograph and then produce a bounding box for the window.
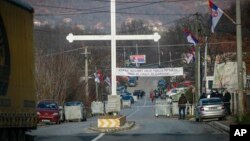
[246,75,250,89]
[202,98,222,105]
[208,80,213,89]
[38,101,58,109]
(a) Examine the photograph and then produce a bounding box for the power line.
[34,0,193,16]
[39,41,238,57]
[32,4,109,12]
[92,0,192,4]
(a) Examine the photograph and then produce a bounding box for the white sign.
[116,67,183,77]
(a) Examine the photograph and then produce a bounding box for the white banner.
[213,62,246,92]
[116,67,183,77]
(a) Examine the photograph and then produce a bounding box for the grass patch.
[237,114,250,124]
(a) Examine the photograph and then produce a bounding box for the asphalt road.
[28,77,229,141]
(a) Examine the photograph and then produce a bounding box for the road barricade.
[64,102,85,121]
[91,101,104,115]
[132,96,138,102]
[155,99,172,117]
[122,100,131,108]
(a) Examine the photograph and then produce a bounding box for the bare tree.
[35,52,81,105]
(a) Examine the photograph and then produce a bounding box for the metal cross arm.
[66,0,161,97]
[66,32,161,43]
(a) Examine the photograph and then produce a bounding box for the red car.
[37,100,60,124]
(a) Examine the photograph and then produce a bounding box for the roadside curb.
[209,121,229,133]
[88,121,135,133]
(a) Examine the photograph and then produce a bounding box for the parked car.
[120,94,134,104]
[195,97,225,122]
[117,85,126,94]
[123,90,132,96]
[37,100,60,124]
[160,93,167,99]
[64,101,87,122]
[128,78,136,87]
[158,79,166,88]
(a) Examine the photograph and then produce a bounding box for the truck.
[0,1,37,140]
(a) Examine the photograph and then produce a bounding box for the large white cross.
[66,0,161,96]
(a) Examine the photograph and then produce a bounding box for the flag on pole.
[104,76,111,86]
[209,0,224,33]
[183,29,199,46]
[94,73,100,83]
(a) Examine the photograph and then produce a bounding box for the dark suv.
[37,100,60,124]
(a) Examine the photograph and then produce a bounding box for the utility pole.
[236,0,244,121]
[158,41,161,67]
[169,52,172,67]
[136,44,138,67]
[85,48,89,100]
[81,48,90,102]
[195,13,201,102]
[136,44,138,55]
[123,47,126,63]
[95,66,99,101]
[204,36,208,93]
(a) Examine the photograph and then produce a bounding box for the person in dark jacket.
[223,90,231,115]
[178,94,187,120]
[200,93,207,100]
[210,90,217,98]
[217,92,223,100]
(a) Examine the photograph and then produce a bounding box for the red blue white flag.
[209,0,224,33]
[183,29,198,46]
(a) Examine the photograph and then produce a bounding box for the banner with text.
[116,67,183,77]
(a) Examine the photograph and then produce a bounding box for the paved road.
[28,77,229,141]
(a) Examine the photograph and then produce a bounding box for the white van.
[202,76,214,94]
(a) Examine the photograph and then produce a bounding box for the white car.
[195,98,225,122]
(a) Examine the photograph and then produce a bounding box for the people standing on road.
[223,90,231,115]
[150,89,155,103]
[140,91,144,99]
[178,94,187,120]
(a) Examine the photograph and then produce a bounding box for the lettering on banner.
[116,67,183,77]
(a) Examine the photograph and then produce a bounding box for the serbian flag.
[183,29,198,46]
[209,0,224,33]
